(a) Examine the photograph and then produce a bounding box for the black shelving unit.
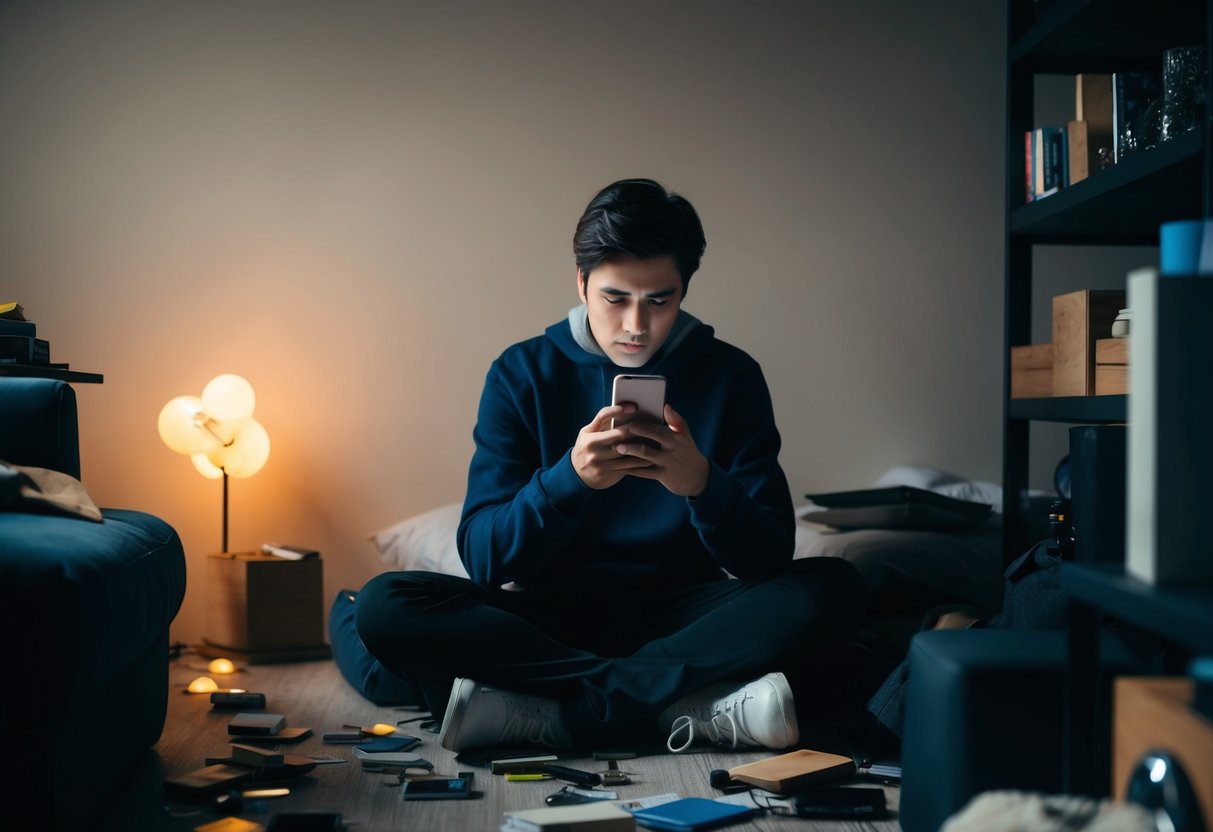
[0,363,103,384]
[1062,562,1213,796]
[1001,0,1209,565]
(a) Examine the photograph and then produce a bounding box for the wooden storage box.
[1114,677,1213,824]
[1053,289,1125,396]
[201,552,329,663]
[1095,337,1128,395]
[1011,343,1053,398]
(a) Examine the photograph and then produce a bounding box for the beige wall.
[1,1,1104,644]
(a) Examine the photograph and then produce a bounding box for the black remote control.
[210,691,267,710]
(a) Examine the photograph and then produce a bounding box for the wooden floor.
[99,656,903,831]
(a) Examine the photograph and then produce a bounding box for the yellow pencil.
[505,773,554,782]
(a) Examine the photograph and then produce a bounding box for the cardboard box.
[1052,289,1125,396]
[1011,343,1054,398]
[1095,337,1128,395]
[201,552,329,662]
[1114,677,1213,825]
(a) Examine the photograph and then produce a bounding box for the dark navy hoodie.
[458,308,794,589]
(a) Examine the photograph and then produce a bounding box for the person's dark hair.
[573,178,706,295]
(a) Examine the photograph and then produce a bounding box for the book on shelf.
[0,317,35,337]
[1024,131,1034,203]
[1112,71,1162,163]
[0,335,50,364]
[1029,126,1066,200]
[1075,73,1113,175]
[1066,119,1089,185]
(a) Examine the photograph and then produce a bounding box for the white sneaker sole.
[438,677,478,752]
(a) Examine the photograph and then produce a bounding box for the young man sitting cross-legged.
[356,178,866,754]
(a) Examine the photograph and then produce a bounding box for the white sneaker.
[659,672,799,753]
[438,677,574,752]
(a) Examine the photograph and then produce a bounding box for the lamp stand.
[222,471,229,553]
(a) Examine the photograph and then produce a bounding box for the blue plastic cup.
[1159,219,1206,275]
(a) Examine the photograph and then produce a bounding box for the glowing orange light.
[187,676,219,694]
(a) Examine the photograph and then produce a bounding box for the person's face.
[578,255,683,368]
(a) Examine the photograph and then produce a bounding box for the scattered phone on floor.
[400,775,473,800]
[792,785,888,819]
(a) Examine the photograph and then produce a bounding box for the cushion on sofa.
[0,376,81,477]
[0,506,186,720]
[0,506,186,827]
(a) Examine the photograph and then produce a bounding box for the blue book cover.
[631,797,754,830]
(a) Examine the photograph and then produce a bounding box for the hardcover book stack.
[1023,70,1163,203]
[0,302,56,367]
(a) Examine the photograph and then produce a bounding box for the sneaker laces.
[666,710,741,753]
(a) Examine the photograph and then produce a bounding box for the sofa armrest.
[0,378,81,478]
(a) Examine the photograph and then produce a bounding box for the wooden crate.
[201,552,329,662]
[1011,343,1054,397]
[1053,289,1125,396]
[1095,337,1128,395]
[1114,677,1213,824]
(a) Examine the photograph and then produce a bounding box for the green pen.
[505,773,554,782]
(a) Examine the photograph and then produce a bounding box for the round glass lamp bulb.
[208,418,270,478]
[207,658,236,674]
[187,676,219,694]
[191,453,224,480]
[158,396,215,455]
[203,374,256,423]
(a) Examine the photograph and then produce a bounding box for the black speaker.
[1068,425,1126,564]
[1127,750,1207,832]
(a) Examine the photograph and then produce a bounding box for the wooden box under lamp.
[197,551,331,664]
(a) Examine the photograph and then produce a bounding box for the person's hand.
[570,403,657,490]
[614,404,709,497]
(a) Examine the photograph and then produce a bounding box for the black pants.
[355,557,867,745]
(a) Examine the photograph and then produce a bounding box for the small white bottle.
[1111,308,1131,338]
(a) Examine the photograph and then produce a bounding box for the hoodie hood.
[549,306,714,375]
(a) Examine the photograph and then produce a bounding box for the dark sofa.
[0,377,187,829]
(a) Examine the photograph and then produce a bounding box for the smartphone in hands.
[610,374,667,428]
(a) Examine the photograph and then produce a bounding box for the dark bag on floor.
[867,540,1066,738]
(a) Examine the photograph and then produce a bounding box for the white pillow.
[794,465,1007,615]
[369,502,468,578]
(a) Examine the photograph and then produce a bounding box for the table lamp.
[158,375,327,664]
[158,373,270,552]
